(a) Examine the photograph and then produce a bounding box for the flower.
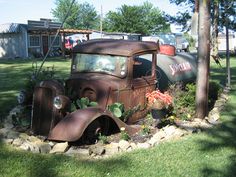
[146,90,172,109]
[120,127,125,131]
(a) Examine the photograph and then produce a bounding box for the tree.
[52,0,99,29]
[196,0,211,118]
[103,3,170,35]
[76,2,99,29]
[52,0,79,28]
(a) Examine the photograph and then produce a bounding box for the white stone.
[105,143,119,155]
[148,137,159,147]
[152,130,166,141]
[137,142,150,149]
[50,142,69,153]
[37,142,51,153]
[2,138,13,144]
[163,125,177,136]
[130,142,137,150]
[19,143,30,151]
[118,140,130,151]
[12,138,24,147]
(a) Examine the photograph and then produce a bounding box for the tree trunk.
[212,0,219,57]
[196,0,211,119]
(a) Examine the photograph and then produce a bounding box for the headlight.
[53,95,71,110]
[53,96,63,109]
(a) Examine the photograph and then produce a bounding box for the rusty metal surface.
[32,39,158,142]
[73,39,158,57]
[48,107,140,142]
[31,80,65,135]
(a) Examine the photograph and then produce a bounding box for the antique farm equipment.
[31,39,158,142]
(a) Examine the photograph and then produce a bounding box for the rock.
[50,142,69,153]
[66,147,89,157]
[130,142,137,150]
[28,136,42,143]
[148,137,159,147]
[19,143,30,151]
[37,142,51,153]
[89,143,105,156]
[137,142,150,149]
[2,138,13,144]
[48,141,56,147]
[12,138,24,147]
[105,143,119,155]
[163,125,177,136]
[19,133,29,141]
[152,130,166,141]
[118,140,130,151]
[6,130,19,139]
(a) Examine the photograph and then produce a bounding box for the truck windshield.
[72,53,127,77]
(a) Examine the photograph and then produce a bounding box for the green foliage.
[107,103,140,122]
[208,81,223,109]
[168,81,223,120]
[98,133,109,144]
[52,0,99,29]
[120,128,130,141]
[103,2,170,35]
[141,125,151,135]
[107,102,124,118]
[168,83,196,120]
[76,97,98,109]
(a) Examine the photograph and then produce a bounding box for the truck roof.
[73,39,158,57]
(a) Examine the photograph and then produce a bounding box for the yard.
[0,56,236,177]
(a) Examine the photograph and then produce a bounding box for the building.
[0,19,92,59]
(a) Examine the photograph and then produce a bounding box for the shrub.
[168,82,223,121]
[168,83,196,120]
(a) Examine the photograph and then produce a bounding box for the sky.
[0,0,184,24]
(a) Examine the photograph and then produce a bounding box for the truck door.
[128,53,157,123]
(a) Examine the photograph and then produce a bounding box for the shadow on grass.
[199,91,236,176]
[0,139,130,177]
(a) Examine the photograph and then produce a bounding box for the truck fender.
[47,107,140,142]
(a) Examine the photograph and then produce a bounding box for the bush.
[168,83,196,120]
[168,82,223,121]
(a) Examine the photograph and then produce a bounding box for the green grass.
[0,56,236,177]
[0,57,71,119]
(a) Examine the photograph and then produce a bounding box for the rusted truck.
[31,39,158,143]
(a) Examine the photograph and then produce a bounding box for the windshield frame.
[71,53,128,78]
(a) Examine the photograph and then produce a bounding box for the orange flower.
[146,90,172,106]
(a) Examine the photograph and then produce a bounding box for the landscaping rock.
[163,125,177,136]
[28,136,42,143]
[89,143,105,156]
[2,138,13,144]
[37,142,51,153]
[118,140,130,151]
[137,142,150,149]
[105,143,119,155]
[12,138,24,147]
[66,147,89,157]
[50,142,69,153]
[130,142,137,150]
[19,143,30,151]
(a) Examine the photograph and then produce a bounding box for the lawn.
[0,55,236,177]
[0,57,71,119]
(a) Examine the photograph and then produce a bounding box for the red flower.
[145,90,172,106]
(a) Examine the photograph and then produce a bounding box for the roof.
[0,23,27,33]
[73,39,158,56]
[59,29,92,34]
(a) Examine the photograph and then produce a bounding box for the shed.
[0,23,28,58]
